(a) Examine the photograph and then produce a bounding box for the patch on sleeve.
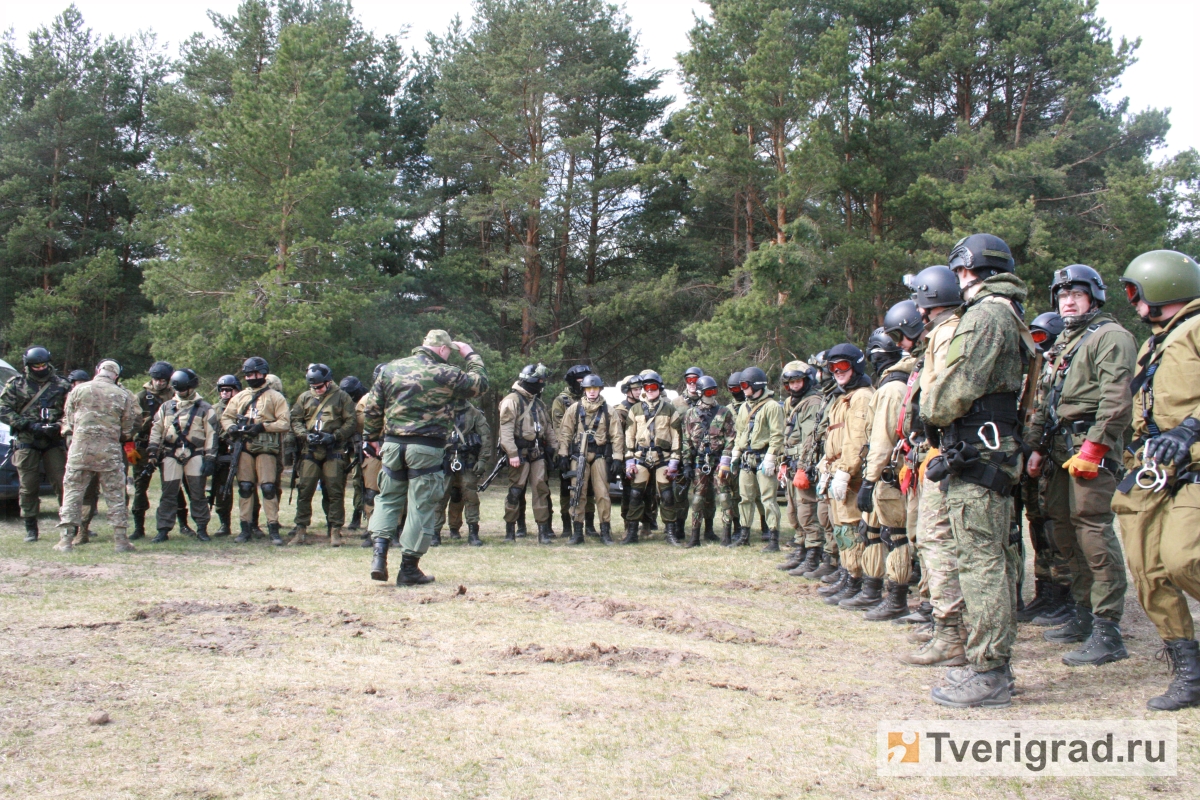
[945,333,966,367]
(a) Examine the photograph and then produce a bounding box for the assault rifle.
[221,415,251,500]
[478,448,508,492]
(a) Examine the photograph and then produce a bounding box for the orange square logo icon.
[887,731,919,763]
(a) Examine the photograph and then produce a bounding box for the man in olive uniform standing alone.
[499,364,556,544]
[0,346,71,542]
[1025,265,1135,666]
[288,364,357,546]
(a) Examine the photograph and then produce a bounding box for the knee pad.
[260,483,278,500]
[628,487,644,506]
[659,485,674,507]
[238,481,255,498]
[364,488,378,504]
[450,485,463,504]
[506,485,524,506]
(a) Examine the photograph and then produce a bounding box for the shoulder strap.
[18,380,55,416]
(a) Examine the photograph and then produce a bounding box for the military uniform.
[614,397,637,520]
[558,397,623,537]
[289,386,357,542]
[132,380,188,532]
[819,374,874,604]
[623,397,681,534]
[221,384,291,534]
[552,388,590,533]
[809,383,837,569]
[148,391,219,536]
[732,390,784,547]
[499,383,557,533]
[0,365,71,528]
[436,401,491,540]
[210,395,237,534]
[681,398,735,544]
[671,390,701,530]
[782,387,823,551]
[357,393,383,527]
[56,366,138,551]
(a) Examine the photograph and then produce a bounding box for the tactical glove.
[625,458,637,478]
[201,457,217,477]
[829,470,851,501]
[665,459,680,479]
[816,469,831,495]
[245,422,266,437]
[319,432,337,448]
[1145,418,1200,469]
[1064,440,1107,480]
[793,468,810,490]
[856,480,875,513]
[761,455,776,475]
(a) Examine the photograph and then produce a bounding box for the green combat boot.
[370,538,389,582]
[1147,639,1200,711]
[467,523,483,547]
[1062,617,1128,667]
[24,517,38,543]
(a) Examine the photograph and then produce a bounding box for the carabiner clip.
[450,455,463,473]
[977,422,1001,451]
[1134,457,1169,492]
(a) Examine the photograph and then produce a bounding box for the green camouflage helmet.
[1120,250,1200,307]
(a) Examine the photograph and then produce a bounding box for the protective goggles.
[702,387,719,398]
[829,360,853,373]
[1031,329,1049,345]
[685,375,700,384]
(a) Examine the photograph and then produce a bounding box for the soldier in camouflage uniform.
[730,367,784,550]
[613,375,642,523]
[210,374,242,537]
[558,374,623,545]
[435,400,491,547]
[145,369,219,543]
[0,346,72,542]
[777,361,823,571]
[551,365,594,537]
[356,364,386,546]
[682,376,735,547]
[364,331,486,584]
[130,361,192,540]
[799,354,841,580]
[55,361,138,552]
[65,369,100,545]
[922,234,1028,709]
[499,364,557,544]
[671,367,705,534]
[623,371,681,544]
[287,364,357,546]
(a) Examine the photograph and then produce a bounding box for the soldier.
[339,375,369,535]
[356,364,386,546]
[729,367,784,550]
[221,356,291,545]
[558,374,623,545]
[1113,249,1200,710]
[286,364,356,546]
[682,375,735,547]
[130,361,190,540]
[671,367,705,532]
[816,345,875,606]
[0,346,71,542]
[499,364,557,543]
[798,353,841,579]
[552,365,594,537]
[54,360,138,552]
[144,369,219,542]
[921,233,1028,709]
[777,361,823,570]
[364,330,487,585]
[1023,266,1136,666]
[435,399,491,546]
[613,375,642,524]
[66,369,100,545]
[210,374,242,536]
[623,370,681,544]
[856,324,919,620]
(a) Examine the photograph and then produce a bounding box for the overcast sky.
[1,1,1196,157]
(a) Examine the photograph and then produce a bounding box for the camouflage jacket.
[558,397,624,461]
[681,401,735,467]
[135,381,175,446]
[782,389,823,462]
[0,366,72,448]
[499,384,556,458]
[290,386,357,461]
[448,401,492,469]
[149,393,220,461]
[363,347,487,442]
[61,374,138,470]
[624,396,681,463]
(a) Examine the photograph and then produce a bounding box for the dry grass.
[1,483,1197,799]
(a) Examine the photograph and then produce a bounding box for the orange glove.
[123,442,141,465]
[898,464,912,486]
[793,468,810,490]
[1065,440,1108,480]
[918,448,939,483]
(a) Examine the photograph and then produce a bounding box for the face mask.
[29,365,50,379]
[246,377,266,389]
[520,381,543,395]
[701,393,718,407]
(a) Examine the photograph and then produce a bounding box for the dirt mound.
[0,559,123,581]
[504,641,700,666]
[526,590,758,643]
[131,600,302,620]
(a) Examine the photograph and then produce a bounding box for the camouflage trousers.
[59,465,127,530]
[786,484,823,548]
[818,498,837,562]
[688,473,724,522]
[916,476,963,621]
[437,466,481,531]
[13,445,65,519]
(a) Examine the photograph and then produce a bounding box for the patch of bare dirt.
[0,558,124,581]
[526,590,759,643]
[132,600,302,620]
[502,641,702,666]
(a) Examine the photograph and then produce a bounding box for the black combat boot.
[734,526,751,547]
[703,516,718,542]
[864,581,909,621]
[370,538,389,582]
[840,576,883,609]
[560,512,571,540]
[818,568,848,597]
[348,509,362,531]
[234,522,252,543]
[396,553,434,586]
[789,548,821,577]
[178,511,196,537]
[586,511,598,538]
[620,520,639,545]
[537,522,553,545]
[516,517,528,538]
[215,511,231,536]
[430,528,442,547]
[820,563,844,584]
[1147,639,1200,711]
[1062,617,1129,667]
[505,522,516,541]
[196,522,211,543]
[449,527,461,540]
[23,517,38,542]
[569,522,585,545]
[1017,578,1054,623]
[665,520,683,546]
[826,575,862,606]
[896,600,933,625]
[268,522,284,546]
[1044,604,1093,644]
[130,511,146,541]
[720,522,733,547]
[151,528,170,544]
[908,555,921,587]
[684,520,701,549]
[599,522,613,545]
[1031,583,1072,625]
[761,529,780,553]
[467,523,483,547]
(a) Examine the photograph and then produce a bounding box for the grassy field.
[1,481,1197,799]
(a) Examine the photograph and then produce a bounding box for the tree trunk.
[553,151,575,341]
[520,200,542,355]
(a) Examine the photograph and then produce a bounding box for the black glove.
[245,422,266,436]
[682,463,695,481]
[13,419,32,433]
[1145,417,1200,469]
[856,479,875,513]
[319,432,337,448]
[558,455,571,472]
[201,456,217,477]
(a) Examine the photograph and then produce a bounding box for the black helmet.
[1050,264,1106,310]
[518,364,546,384]
[883,299,925,341]
[148,361,173,380]
[696,375,719,397]
[639,370,664,390]
[170,369,199,392]
[947,233,1015,278]
[726,371,742,389]
[306,363,333,386]
[23,346,52,368]
[67,369,90,384]
[739,366,768,395]
[565,364,593,393]
[618,374,642,394]
[1030,312,1064,349]
[580,374,604,389]
[866,328,902,374]
[339,375,366,401]
[905,266,962,309]
[825,343,867,376]
[242,356,269,375]
[216,374,241,391]
[683,366,704,381]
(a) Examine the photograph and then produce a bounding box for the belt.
[384,434,446,449]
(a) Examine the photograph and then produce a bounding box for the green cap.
[423,329,453,348]
[1120,250,1200,306]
